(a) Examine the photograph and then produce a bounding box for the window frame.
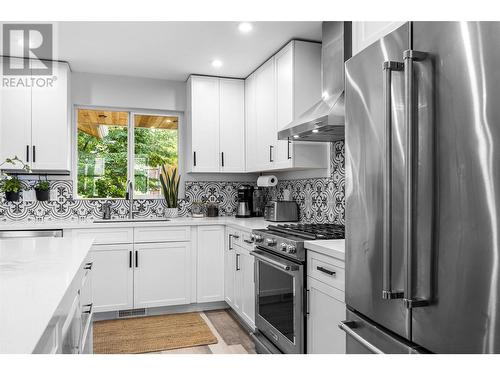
[73,105,183,200]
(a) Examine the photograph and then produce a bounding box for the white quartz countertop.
[0,234,94,353]
[0,216,282,232]
[304,239,345,261]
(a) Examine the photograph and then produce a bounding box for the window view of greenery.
[77,110,128,198]
[134,114,178,197]
[77,109,178,199]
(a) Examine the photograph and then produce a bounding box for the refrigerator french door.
[344,22,500,353]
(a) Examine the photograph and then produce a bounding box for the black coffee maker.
[236,185,254,218]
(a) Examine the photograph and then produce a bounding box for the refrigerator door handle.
[403,49,429,309]
[382,61,404,300]
[339,320,385,354]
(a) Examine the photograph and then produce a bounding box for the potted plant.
[1,176,23,202]
[160,165,180,218]
[35,180,50,201]
[0,156,31,202]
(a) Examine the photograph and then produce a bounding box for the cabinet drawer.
[134,226,190,243]
[307,251,345,292]
[72,228,133,245]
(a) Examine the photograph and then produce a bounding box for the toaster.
[264,200,299,222]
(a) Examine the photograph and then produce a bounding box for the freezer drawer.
[340,309,424,354]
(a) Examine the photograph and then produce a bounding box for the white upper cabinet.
[31,61,71,171]
[245,40,329,172]
[186,75,245,173]
[0,58,31,168]
[0,57,70,172]
[187,76,221,172]
[352,22,406,56]
[219,79,245,172]
[254,58,276,171]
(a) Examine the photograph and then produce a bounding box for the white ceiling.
[52,22,321,81]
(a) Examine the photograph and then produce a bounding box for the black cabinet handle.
[129,251,132,268]
[243,239,253,244]
[84,262,93,270]
[83,303,93,315]
[228,234,233,250]
[135,251,138,268]
[221,152,224,167]
[193,151,197,166]
[287,138,292,160]
[26,145,30,162]
[32,145,36,163]
[317,266,336,276]
[269,145,274,162]
[236,253,241,271]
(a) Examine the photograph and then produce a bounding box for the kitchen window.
[76,108,179,199]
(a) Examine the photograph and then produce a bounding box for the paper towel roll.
[257,175,278,187]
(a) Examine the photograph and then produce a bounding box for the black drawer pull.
[317,266,336,276]
[84,262,93,270]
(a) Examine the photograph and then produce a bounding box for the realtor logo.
[2,23,53,75]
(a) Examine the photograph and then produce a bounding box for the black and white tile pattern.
[266,141,345,225]
[0,141,345,224]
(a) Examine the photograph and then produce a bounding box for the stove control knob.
[254,235,263,243]
[287,245,297,254]
[266,238,276,246]
[280,243,288,252]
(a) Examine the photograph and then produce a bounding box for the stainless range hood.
[278,22,351,142]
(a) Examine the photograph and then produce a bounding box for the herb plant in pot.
[160,165,180,218]
[35,180,50,201]
[1,176,22,202]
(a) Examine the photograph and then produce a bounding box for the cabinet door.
[219,79,245,172]
[224,236,237,307]
[307,277,346,354]
[274,43,294,168]
[190,76,220,172]
[90,245,134,313]
[31,61,70,171]
[244,74,258,171]
[239,249,256,328]
[255,58,276,170]
[197,226,225,303]
[0,57,32,168]
[133,242,191,308]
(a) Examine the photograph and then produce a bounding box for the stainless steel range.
[250,223,345,354]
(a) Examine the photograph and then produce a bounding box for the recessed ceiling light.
[238,22,253,34]
[293,135,300,139]
[312,129,319,133]
[211,59,223,68]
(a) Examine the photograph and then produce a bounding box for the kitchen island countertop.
[0,234,94,353]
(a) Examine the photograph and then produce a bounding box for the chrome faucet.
[125,180,139,219]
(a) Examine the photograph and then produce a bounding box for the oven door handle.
[251,250,300,271]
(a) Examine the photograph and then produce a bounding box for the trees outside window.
[77,109,179,199]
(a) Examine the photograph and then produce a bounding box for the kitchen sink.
[93,218,171,223]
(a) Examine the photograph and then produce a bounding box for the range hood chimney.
[278,21,351,142]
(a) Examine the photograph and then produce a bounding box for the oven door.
[252,248,304,354]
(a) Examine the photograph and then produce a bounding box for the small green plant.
[35,181,50,191]
[1,176,22,193]
[160,166,180,208]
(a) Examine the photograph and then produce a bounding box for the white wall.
[71,72,186,111]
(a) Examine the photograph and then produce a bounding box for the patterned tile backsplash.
[267,141,345,225]
[0,141,345,224]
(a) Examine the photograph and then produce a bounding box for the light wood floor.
[151,309,256,354]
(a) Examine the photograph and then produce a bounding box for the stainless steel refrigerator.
[342,21,500,353]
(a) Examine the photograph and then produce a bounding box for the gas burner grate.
[267,223,345,240]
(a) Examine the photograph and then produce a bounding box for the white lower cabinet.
[239,250,256,326]
[197,226,225,303]
[307,276,346,354]
[91,244,134,313]
[224,228,255,329]
[133,242,192,308]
